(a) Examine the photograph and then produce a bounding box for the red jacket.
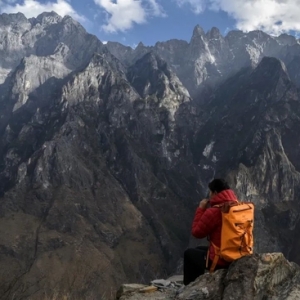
[192,189,238,266]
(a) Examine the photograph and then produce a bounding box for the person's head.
[208,178,230,197]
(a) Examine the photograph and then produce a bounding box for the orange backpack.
[208,201,255,272]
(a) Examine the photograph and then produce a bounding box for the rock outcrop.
[118,253,300,300]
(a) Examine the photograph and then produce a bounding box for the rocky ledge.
[117,253,300,300]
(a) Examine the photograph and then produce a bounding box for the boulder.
[118,253,300,300]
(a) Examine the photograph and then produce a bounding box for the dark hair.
[208,178,230,193]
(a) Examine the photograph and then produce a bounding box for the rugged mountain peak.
[206,26,229,63]
[106,41,132,51]
[0,11,103,84]
[130,42,150,64]
[136,51,161,69]
[136,41,145,49]
[88,50,126,74]
[105,42,134,67]
[0,12,29,26]
[225,30,246,42]
[247,30,275,48]
[154,39,189,50]
[102,24,300,97]
[254,56,290,81]
[127,52,190,119]
[191,24,205,39]
[248,29,270,39]
[277,33,297,46]
[61,14,83,28]
[227,57,293,109]
[224,29,281,70]
[189,26,211,59]
[190,25,207,50]
[33,11,62,25]
[128,51,180,85]
[206,26,222,39]
[62,50,136,109]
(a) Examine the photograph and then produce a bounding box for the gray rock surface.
[119,253,300,300]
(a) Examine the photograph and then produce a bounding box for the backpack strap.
[213,201,239,212]
[206,248,210,269]
[209,242,220,273]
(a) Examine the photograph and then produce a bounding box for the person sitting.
[183,178,238,285]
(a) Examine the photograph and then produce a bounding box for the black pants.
[183,246,228,285]
[183,246,208,285]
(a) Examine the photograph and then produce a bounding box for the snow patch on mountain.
[203,141,215,158]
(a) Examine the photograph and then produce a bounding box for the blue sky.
[1,0,300,47]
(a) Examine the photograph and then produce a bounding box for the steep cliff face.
[189,57,300,254]
[0,11,103,84]
[1,11,300,300]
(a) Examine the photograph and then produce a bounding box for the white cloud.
[0,0,86,23]
[176,0,300,35]
[176,0,206,14]
[94,0,165,33]
[147,0,166,16]
[211,0,300,35]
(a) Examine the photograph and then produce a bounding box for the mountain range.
[1,11,300,299]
